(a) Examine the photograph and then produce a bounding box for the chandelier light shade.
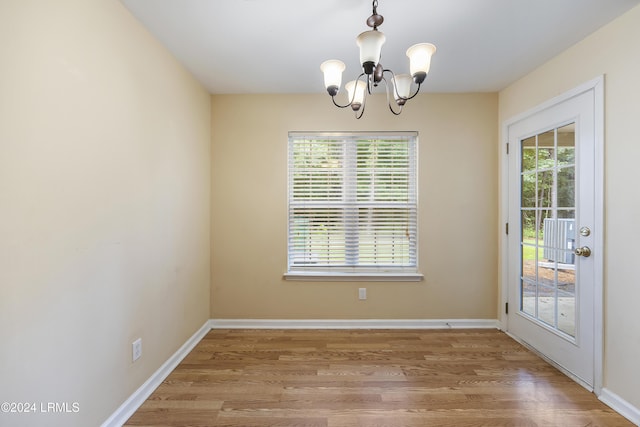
[392,74,412,105]
[345,80,367,110]
[406,43,437,84]
[356,30,386,74]
[320,60,346,96]
[320,0,436,118]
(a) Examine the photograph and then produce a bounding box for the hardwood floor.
[124,329,632,426]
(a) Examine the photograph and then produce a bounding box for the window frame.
[284,131,423,282]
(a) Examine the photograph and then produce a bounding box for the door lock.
[575,246,591,258]
[579,226,591,237]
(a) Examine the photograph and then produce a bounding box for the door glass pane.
[558,270,576,336]
[537,284,556,327]
[557,124,575,166]
[557,167,575,207]
[537,170,553,209]
[557,209,576,336]
[521,136,536,172]
[537,130,555,169]
[521,210,535,242]
[519,123,576,339]
[521,279,536,317]
[521,243,537,283]
[521,210,537,299]
[521,173,536,207]
[541,217,554,263]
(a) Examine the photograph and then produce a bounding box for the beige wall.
[211,93,498,320]
[499,4,640,410]
[0,1,211,426]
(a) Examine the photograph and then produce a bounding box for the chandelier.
[320,0,436,119]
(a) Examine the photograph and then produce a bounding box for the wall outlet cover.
[132,338,142,362]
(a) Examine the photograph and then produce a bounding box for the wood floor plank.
[123,329,633,427]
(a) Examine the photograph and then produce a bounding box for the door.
[506,81,602,389]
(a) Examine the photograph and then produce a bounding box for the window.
[286,132,421,281]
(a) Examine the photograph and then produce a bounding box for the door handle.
[575,246,591,258]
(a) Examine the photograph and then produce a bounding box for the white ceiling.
[120,0,639,94]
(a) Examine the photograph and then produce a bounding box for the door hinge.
[506,143,509,155]
[505,222,509,235]
[505,302,509,314]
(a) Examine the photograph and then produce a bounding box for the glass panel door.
[507,81,601,390]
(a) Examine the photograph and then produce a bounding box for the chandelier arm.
[381,68,423,103]
[379,74,403,116]
[356,74,369,119]
[329,73,368,108]
[387,100,403,116]
[331,96,353,109]
[404,82,422,101]
[355,99,366,119]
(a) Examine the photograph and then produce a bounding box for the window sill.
[283,272,424,282]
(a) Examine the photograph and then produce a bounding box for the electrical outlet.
[358,288,367,300]
[132,338,142,362]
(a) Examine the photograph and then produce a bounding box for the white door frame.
[499,76,604,394]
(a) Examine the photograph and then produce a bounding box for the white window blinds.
[287,132,418,274]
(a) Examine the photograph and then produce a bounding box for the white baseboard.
[209,318,499,329]
[101,319,213,427]
[599,388,640,426]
